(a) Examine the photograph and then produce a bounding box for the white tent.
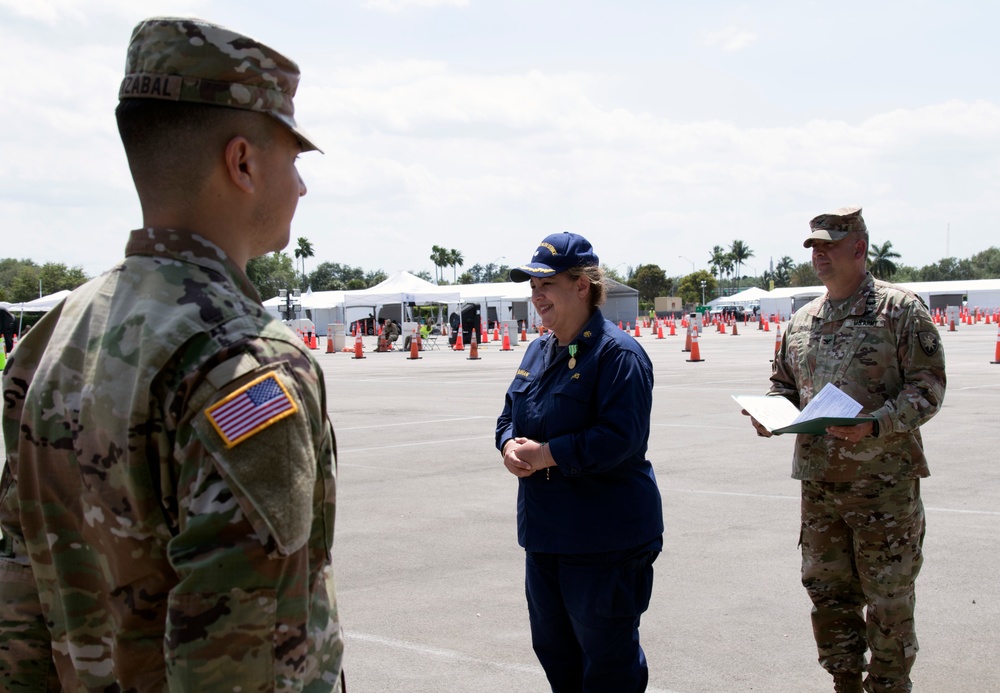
[262,289,346,328]
[16,290,73,312]
[342,271,461,309]
[758,286,825,319]
[342,271,462,330]
[897,279,1000,311]
[458,282,532,327]
[708,286,770,312]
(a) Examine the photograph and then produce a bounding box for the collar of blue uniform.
[544,308,605,361]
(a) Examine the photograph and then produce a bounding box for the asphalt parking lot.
[325,319,1000,692]
[3,318,998,691]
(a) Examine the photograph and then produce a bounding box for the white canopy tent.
[708,286,770,313]
[458,281,532,328]
[341,271,461,331]
[262,289,346,328]
[15,290,73,312]
[897,279,1000,311]
[758,286,825,319]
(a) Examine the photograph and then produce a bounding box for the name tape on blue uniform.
[206,372,298,448]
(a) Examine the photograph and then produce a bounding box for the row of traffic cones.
[335,316,1000,365]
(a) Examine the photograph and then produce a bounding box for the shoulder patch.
[205,372,299,448]
[918,331,940,357]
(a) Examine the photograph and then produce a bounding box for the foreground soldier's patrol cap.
[120,16,321,153]
[803,205,867,248]
[510,232,600,282]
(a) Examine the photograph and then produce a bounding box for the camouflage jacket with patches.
[770,273,946,482]
[0,229,343,691]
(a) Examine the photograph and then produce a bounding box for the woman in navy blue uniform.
[496,232,663,692]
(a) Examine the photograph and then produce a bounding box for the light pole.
[700,280,706,306]
[489,256,505,281]
[678,256,695,273]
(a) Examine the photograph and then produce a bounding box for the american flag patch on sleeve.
[205,372,299,448]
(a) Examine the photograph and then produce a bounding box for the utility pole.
[277,288,302,324]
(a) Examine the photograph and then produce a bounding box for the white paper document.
[733,383,873,435]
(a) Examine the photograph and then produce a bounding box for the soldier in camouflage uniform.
[746,207,945,693]
[0,17,344,690]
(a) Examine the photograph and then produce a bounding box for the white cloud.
[705,25,758,52]
[290,61,1000,274]
[360,0,468,14]
[0,0,205,24]
[2,4,997,279]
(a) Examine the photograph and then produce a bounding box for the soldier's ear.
[224,136,257,194]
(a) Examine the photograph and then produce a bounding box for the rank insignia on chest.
[206,372,299,448]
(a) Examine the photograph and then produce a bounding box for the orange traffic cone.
[521,322,527,342]
[719,320,726,335]
[454,325,465,351]
[669,320,676,336]
[991,324,1000,365]
[309,331,318,350]
[352,332,365,359]
[772,324,781,360]
[326,327,335,353]
[731,320,739,336]
[683,325,692,353]
[408,328,422,360]
[481,321,489,343]
[949,317,957,332]
[657,322,664,339]
[634,322,641,338]
[763,319,770,332]
[501,324,513,351]
[468,329,481,360]
[494,324,500,341]
[686,328,704,362]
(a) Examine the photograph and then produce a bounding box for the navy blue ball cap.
[509,232,600,282]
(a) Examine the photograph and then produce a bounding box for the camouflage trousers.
[800,479,925,693]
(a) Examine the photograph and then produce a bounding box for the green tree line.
[0,259,88,304]
[5,242,999,309]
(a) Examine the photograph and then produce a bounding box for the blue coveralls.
[496,309,663,692]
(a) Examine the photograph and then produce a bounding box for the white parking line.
[348,631,684,693]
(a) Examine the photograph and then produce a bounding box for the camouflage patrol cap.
[804,205,866,248]
[120,17,321,152]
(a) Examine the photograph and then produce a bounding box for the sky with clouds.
[2,0,998,284]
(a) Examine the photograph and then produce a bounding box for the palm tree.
[448,248,464,283]
[868,240,901,280]
[764,255,794,288]
[293,237,314,288]
[720,256,734,294]
[709,245,728,287]
[430,245,449,283]
[729,239,754,290]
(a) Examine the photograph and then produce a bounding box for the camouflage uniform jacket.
[770,273,946,482]
[0,229,343,691]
